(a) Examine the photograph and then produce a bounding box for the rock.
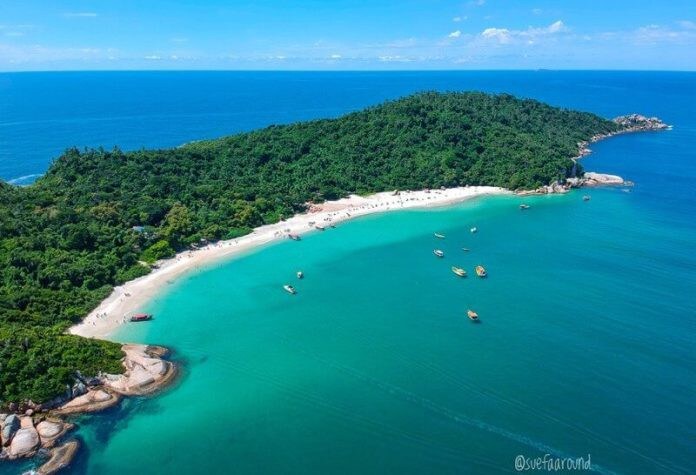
[19,416,34,429]
[1,414,20,446]
[36,421,62,439]
[0,414,7,422]
[71,381,87,398]
[8,402,18,412]
[9,427,40,458]
[25,409,34,417]
[37,440,79,475]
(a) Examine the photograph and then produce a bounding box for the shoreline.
[69,186,510,339]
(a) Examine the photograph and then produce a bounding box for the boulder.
[1,414,20,446]
[19,416,34,429]
[36,421,63,439]
[72,381,88,398]
[9,427,40,457]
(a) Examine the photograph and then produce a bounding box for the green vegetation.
[0,92,622,404]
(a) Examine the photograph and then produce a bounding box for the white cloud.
[64,12,98,18]
[479,20,567,44]
[677,20,696,30]
[547,20,565,34]
[448,30,462,38]
[481,27,511,44]
[144,55,162,60]
[453,16,463,22]
[330,54,341,59]
[378,55,414,62]
[469,0,485,6]
[532,8,542,15]
[4,31,25,37]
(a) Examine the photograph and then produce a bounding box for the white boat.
[434,232,445,239]
[470,227,478,233]
[451,266,467,277]
[519,204,530,210]
[583,195,591,201]
[296,271,304,279]
[283,285,297,295]
[433,249,445,258]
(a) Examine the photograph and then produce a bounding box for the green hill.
[0,91,622,404]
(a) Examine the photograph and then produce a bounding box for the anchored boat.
[296,271,304,279]
[583,195,591,201]
[470,227,478,233]
[288,233,301,241]
[467,310,480,322]
[130,313,152,322]
[315,225,325,231]
[434,232,445,239]
[451,266,467,277]
[519,204,530,210]
[433,249,445,258]
[283,285,297,294]
[475,265,487,278]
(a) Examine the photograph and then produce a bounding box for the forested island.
[1,91,640,410]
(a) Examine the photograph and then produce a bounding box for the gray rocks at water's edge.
[1,344,176,473]
[1,414,19,447]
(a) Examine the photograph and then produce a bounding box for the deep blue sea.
[1,71,695,474]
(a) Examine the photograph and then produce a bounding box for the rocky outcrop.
[613,114,669,131]
[102,345,177,396]
[36,420,73,448]
[9,427,40,458]
[37,440,80,475]
[1,343,175,470]
[1,414,19,447]
[53,388,121,416]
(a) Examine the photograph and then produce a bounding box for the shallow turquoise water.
[67,184,693,473]
[2,72,695,474]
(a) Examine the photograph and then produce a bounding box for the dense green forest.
[0,92,623,404]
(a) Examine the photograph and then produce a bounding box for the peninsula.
[0,92,667,470]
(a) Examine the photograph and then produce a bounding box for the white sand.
[70,186,509,339]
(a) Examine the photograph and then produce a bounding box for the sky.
[1,0,695,71]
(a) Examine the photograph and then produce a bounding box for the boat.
[315,225,325,231]
[583,195,591,201]
[467,310,480,322]
[475,265,487,278]
[462,247,471,252]
[451,266,467,277]
[283,285,297,295]
[434,232,445,239]
[519,204,530,210]
[433,249,445,258]
[470,227,478,233]
[296,271,304,279]
[130,313,152,322]
[288,233,301,241]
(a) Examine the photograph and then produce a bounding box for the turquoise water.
[70,187,693,474]
[2,72,695,474]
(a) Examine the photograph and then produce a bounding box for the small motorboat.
[434,232,446,239]
[467,310,480,322]
[470,227,478,233]
[130,313,152,322]
[433,249,445,258]
[475,265,487,278]
[462,248,471,252]
[519,204,530,210]
[283,285,297,295]
[315,225,325,231]
[288,233,301,241]
[583,195,591,201]
[296,271,304,279]
[451,266,467,277]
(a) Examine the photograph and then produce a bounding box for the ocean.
[1,71,695,474]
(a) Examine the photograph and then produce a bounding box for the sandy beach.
[69,186,509,339]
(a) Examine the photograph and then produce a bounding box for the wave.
[6,173,42,185]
